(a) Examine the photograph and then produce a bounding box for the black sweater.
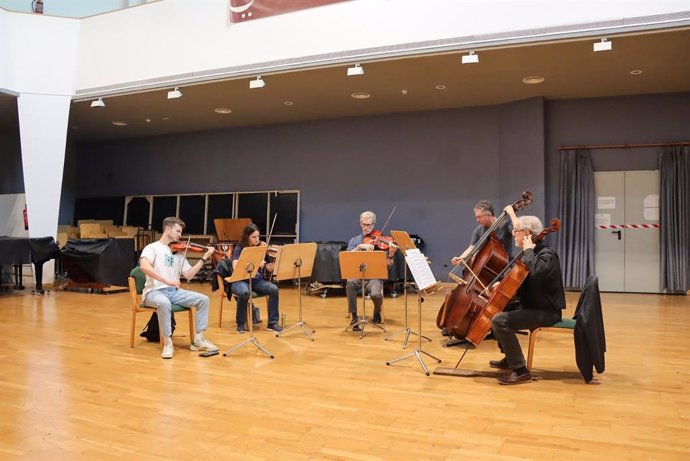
[517,243,566,311]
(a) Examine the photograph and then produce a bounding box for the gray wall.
[76,98,545,276]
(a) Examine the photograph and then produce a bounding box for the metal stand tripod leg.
[223,276,274,359]
[278,264,316,341]
[385,264,431,348]
[386,291,440,375]
[346,278,386,339]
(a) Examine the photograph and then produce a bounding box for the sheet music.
[404,248,437,291]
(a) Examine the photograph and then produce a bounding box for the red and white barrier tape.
[596,224,660,229]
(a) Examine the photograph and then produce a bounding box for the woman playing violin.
[489,211,566,385]
[345,211,396,331]
[231,223,282,334]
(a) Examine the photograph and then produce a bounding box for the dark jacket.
[573,275,606,383]
[518,243,566,312]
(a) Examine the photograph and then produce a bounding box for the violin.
[363,230,394,250]
[169,241,210,253]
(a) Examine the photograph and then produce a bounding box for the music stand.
[222,245,274,359]
[339,251,388,339]
[273,242,318,341]
[385,230,432,349]
[386,249,442,375]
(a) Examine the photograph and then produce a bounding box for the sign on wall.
[228,0,349,23]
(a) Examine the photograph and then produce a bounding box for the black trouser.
[491,306,561,370]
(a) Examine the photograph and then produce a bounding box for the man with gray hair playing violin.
[489,211,565,385]
[345,211,396,331]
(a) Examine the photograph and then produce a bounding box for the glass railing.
[0,0,157,18]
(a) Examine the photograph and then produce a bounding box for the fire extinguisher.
[32,0,43,14]
[23,204,29,230]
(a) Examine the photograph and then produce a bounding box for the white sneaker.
[161,343,174,359]
[191,335,219,352]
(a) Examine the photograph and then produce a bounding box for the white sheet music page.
[404,248,437,291]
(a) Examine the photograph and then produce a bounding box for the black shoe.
[373,312,382,324]
[441,328,450,337]
[349,316,361,332]
[489,357,510,370]
[497,371,532,385]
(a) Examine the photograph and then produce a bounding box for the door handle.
[611,230,622,240]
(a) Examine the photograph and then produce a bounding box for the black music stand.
[274,242,318,341]
[385,230,432,349]
[386,249,442,375]
[223,245,274,359]
[339,250,388,339]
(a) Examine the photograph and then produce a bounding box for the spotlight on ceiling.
[593,38,612,52]
[249,76,265,89]
[90,98,105,108]
[347,64,364,76]
[167,87,183,99]
[461,51,479,64]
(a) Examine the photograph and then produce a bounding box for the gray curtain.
[557,149,595,289]
[660,146,689,293]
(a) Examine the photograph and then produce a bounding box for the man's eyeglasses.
[512,228,527,235]
[360,222,374,228]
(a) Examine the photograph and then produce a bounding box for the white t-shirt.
[140,241,192,301]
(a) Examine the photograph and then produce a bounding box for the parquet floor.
[1,283,689,460]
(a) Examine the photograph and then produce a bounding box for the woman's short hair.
[517,216,544,237]
[473,200,494,216]
[360,211,376,224]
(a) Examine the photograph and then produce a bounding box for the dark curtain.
[660,146,689,293]
[557,149,595,289]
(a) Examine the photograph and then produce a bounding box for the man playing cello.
[490,211,565,385]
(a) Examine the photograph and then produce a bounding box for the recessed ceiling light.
[145,118,151,123]
[214,107,232,114]
[435,85,446,90]
[351,92,371,99]
[283,101,294,106]
[111,121,128,126]
[630,69,643,75]
[161,117,170,120]
[522,76,545,84]
[401,89,408,95]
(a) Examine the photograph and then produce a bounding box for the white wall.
[73,0,690,92]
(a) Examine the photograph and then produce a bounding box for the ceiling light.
[593,38,612,52]
[214,107,232,114]
[630,69,643,75]
[350,92,370,99]
[522,76,545,84]
[461,51,479,64]
[347,64,364,76]
[167,87,182,99]
[283,101,294,106]
[249,76,265,89]
[90,98,105,108]
[435,84,446,90]
[111,121,127,126]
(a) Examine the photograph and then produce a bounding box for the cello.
[462,218,561,346]
[436,192,533,336]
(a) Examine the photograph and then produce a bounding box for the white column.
[17,92,71,286]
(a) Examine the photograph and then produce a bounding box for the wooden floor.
[1,283,689,461]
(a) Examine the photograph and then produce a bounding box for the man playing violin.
[139,216,218,359]
[489,214,565,385]
[231,224,282,334]
[345,211,395,331]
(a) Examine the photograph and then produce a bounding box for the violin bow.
[379,206,397,234]
[176,235,192,281]
[265,213,278,246]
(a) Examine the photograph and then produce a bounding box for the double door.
[594,170,660,293]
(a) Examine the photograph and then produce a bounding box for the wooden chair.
[128,267,196,348]
[526,318,576,371]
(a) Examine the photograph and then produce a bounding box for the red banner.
[229,0,349,23]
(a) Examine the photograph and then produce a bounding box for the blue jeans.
[143,287,210,338]
[231,278,280,326]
